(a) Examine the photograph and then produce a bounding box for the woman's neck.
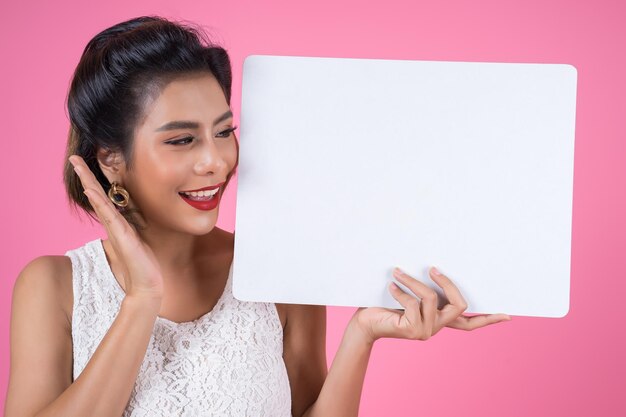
[136,223,224,277]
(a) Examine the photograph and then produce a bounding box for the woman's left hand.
[349,267,512,345]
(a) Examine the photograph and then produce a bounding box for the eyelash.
[166,125,238,145]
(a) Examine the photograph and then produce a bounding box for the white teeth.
[180,187,219,200]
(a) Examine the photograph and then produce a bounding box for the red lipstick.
[180,182,224,193]
[178,182,224,211]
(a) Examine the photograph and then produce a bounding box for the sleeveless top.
[65,239,292,417]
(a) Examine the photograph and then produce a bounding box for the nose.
[193,137,228,176]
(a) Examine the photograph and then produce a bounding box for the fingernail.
[394,267,403,275]
[431,266,441,275]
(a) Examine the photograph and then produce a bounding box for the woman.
[4,15,511,417]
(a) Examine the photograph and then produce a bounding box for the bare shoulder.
[282,303,326,336]
[287,303,326,323]
[281,303,328,417]
[5,255,74,415]
[12,255,73,328]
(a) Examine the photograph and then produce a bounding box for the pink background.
[1,1,624,415]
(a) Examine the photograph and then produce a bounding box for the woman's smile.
[179,181,225,194]
[178,187,222,210]
[124,73,238,231]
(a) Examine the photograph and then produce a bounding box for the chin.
[182,213,220,236]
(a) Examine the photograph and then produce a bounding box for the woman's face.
[122,73,238,235]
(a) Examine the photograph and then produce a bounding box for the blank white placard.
[232,54,577,318]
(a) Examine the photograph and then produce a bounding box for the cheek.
[130,149,189,199]
[150,164,188,196]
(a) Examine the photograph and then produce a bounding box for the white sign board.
[232,54,577,318]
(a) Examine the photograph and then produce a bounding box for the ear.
[96,147,127,184]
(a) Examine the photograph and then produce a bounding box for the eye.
[165,136,194,145]
[216,125,238,138]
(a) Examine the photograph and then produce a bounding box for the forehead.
[140,73,228,129]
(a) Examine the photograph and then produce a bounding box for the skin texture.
[4,72,511,417]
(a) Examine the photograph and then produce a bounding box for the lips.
[178,188,221,211]
[180,182,225,193]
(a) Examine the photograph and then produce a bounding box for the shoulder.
[13,255,73,328]
[5,256,74,415]
[281,303,328,417]
[282,303,326,337]
[14,255,73,291]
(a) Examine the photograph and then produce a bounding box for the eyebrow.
[154,110,233,132]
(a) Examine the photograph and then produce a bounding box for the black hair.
[63,15,237,229]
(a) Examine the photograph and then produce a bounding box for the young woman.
[4,15,511,417]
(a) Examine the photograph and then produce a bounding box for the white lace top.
[65,239,292,416]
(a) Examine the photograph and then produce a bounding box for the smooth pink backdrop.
[1,1,624,416]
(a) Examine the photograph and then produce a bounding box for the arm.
[281,304,328,417]
[282,303,372,417]
[4,256,161,417]
[301,319,373,417]
[298,267,511,417]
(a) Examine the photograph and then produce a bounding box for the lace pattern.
[65,239,292,416]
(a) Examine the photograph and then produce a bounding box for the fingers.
[388,281,422,333]
[424,267,512,330]
[427,267,468,329]
[429,268,511,330]
[382,265,512,341]
[68,155,135,249]
[428,267,468,310]
[447,313,512,331]
[68,155,106,196]
[392,268,438,338]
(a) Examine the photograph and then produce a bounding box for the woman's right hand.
[68,155,164,303]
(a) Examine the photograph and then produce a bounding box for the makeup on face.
[178,182,225,211]
[129,74,238,233]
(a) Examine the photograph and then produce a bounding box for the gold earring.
[107,182,130,208]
